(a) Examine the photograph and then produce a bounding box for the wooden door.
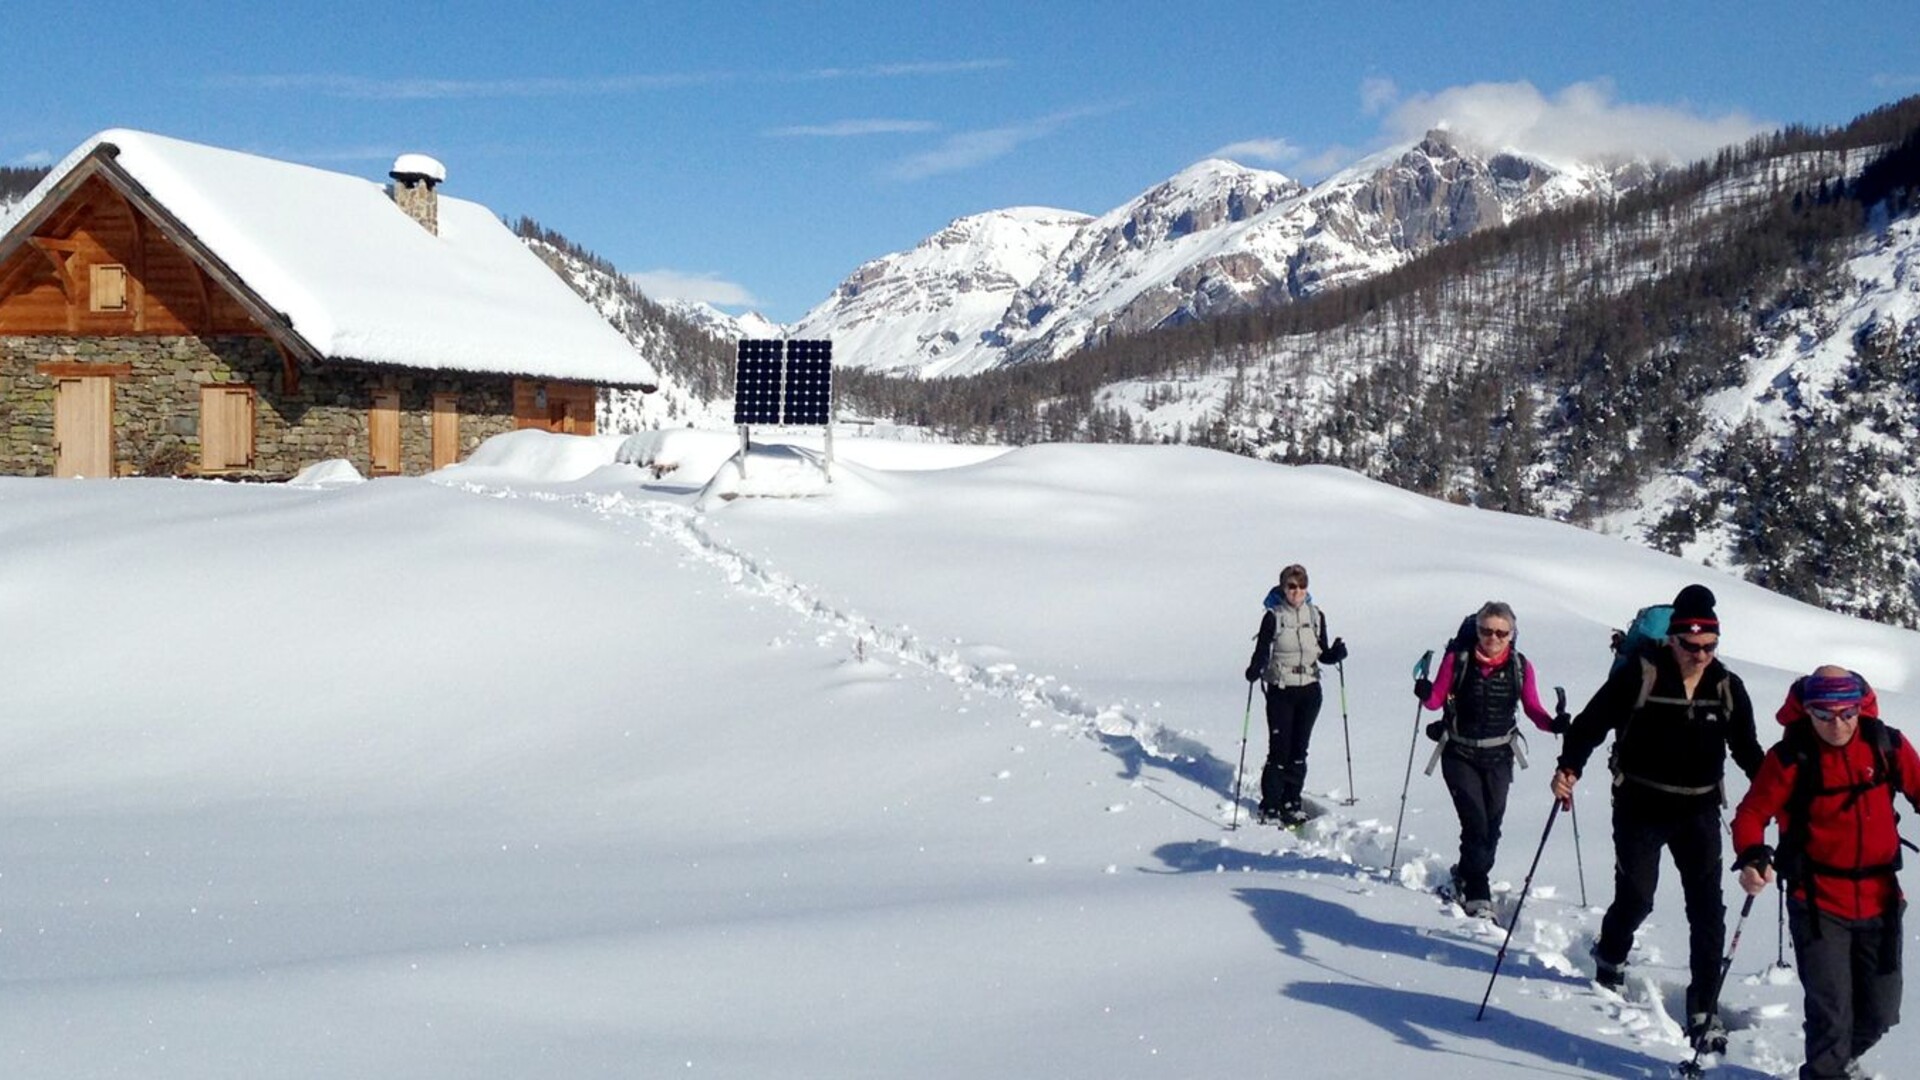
[431,393,460,470]
[369,388,401,475]
[53,376,114,478]
[199,385,255,471]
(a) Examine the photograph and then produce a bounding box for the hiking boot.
[1462,898,1497,921]
[1843,1058,1867,1080]
[1255,805,1284,825]
[1686,1012,1728,1055]
[1589,944,1625,991]
[1279,804,1312,827]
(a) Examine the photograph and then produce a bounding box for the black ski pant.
[1260,682,1322,812]
[1789,898,1903,1080]
[1440,749,1512,903]
[1595,787,1725,1015]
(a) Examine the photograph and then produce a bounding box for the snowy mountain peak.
[808,138,1649,377]
[786,206,1091,377]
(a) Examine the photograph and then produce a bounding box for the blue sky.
[4,1,1915,322]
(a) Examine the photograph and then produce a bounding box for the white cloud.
[802,59,1010,80]
[1360,76,1400,116]
[11,150,54,167]
[887,105,1113,181]
[627,270,759,308]
[1208,138,1301,165]
[1376,79,1768,165]
[765,119,940,138]
[1872,72,1920,91]
[209,61,1007,101]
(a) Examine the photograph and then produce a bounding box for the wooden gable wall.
[0,173,263,337]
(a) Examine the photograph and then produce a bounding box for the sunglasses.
[1674,638,1718,655]
[1477,627,1512,640]
[1809,705,1862,724]
[1284,583,1307,592]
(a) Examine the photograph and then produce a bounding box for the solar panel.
[783,339,833,424]
[733,339,784,424]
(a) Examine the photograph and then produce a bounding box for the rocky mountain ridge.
[769,130,1655,376]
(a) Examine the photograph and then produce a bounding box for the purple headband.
[1801,672,1866,707]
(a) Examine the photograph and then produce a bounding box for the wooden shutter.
[89,264,128,312]
[369,388,402,475]
[199,385,255,471]
[53,376,115,478]
[431,393,460,469]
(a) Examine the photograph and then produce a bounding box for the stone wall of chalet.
[0,335,518,477]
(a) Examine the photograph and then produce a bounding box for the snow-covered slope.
[5,434,1916,1078]
[787,206,1091,377]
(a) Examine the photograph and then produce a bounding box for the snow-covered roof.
[0,129,657,388]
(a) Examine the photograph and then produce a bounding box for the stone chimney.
[388,153,447,235]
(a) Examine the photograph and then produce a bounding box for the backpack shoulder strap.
[1634,656,1658,711]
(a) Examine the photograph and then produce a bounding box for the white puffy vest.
[1264,602,1323,688]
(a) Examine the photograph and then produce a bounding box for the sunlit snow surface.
[0,429,1911,1078]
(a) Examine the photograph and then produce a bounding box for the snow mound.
[441,429,630,483]
[288,458,365,486]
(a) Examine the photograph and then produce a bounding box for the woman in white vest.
[1245,564,1347,825]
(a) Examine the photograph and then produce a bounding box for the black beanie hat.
[1671,584,1719,636]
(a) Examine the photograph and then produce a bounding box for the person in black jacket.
[1244,564,1346,825]
[1414,601,1568,919]
[1551,584,1764,1052]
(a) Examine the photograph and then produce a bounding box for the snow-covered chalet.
[0,129,658,478]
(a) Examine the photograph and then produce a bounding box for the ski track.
[465,482,1808,1078]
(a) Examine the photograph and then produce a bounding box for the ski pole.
[1775,874,1789,969]
[1475,801,1561,1021]
[1229,681,1255,830]
[1679,892,1757,1077]
[1337,660,1356,806]
[1556,687,1587,908]
[1389,650,1435,874]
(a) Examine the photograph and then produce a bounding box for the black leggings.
[1260,682,1323,811]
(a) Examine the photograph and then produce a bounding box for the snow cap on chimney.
[389,153,446,187]
[388,153,446,234]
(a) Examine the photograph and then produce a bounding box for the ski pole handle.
[1413,649,1434,679]
[1555,686,1567,713]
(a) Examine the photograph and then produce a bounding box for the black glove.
[1319,637,1347,665]
[1733,843,1774,874]
[1550,711,1572,735]
[1425,720,1446,743]
[1245,664,1261,683]
[1414,677,1433,701]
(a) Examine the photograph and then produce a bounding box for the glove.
[1425,720,1446,743]
[1245,664,1261,683]
[1733,843,1774,874]
[1550,711,1572,735]
[1319,637,1347,665]
[1414,677,1433,701]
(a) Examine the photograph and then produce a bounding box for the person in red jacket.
[1730,666,1920,1080]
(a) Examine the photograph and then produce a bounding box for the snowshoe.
[1461,898,1497,921]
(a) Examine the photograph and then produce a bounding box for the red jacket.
[1731,685,1920,921]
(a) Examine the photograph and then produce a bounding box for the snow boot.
[1462,898,1497,921]
[1589,944,1625,991]
[1686,1012,1728,1055]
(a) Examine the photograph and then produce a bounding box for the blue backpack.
[1610,604,1672,675]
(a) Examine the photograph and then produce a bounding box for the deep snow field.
[1,429,1915,1079]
